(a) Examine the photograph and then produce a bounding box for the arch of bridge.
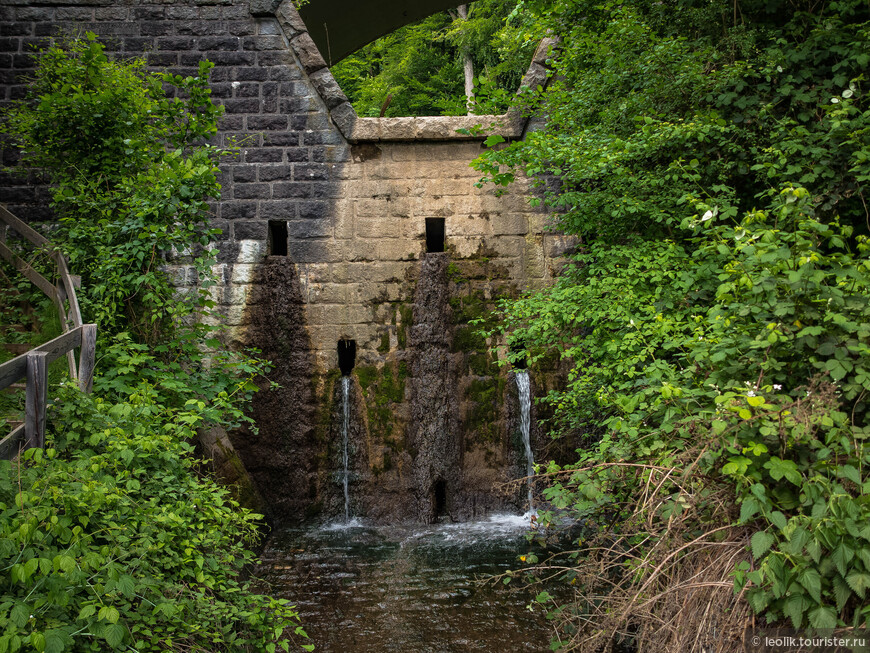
[298,0,477,65]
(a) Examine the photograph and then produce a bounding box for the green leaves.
[751,531,775,560]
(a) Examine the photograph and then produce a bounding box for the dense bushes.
[472,0,870,649]
[0,35,310,651]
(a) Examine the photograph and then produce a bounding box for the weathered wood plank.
[0,240,59,301]
[78,324,96,393]
[25,351,47,450]
[0,205,49,247]
[54,253,83,329]
[0,356,26,391]
[0,424,25,460]
[0,327,84,392]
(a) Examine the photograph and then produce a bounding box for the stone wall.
[0,0,574,524]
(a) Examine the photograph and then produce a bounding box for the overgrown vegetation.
[0,35,311,651]
[330,0,536,116]
[471,0,870,649]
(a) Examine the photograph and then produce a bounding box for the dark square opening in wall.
[425,218,445,253]
[337,339,356,376]
[268,220,288,256]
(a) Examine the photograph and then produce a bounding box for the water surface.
[257,515,558,653]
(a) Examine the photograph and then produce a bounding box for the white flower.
[773,384,782,390]
[747,390,756,397]
[701,210,714,221]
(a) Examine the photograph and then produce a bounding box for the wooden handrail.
[0,206,96,460]
[0,205,85,377]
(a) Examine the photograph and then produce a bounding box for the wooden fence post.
[78,324,96,393]
[25,351,47,450]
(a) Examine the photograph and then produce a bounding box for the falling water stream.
[515,371,534,514]
[341,375,351,522]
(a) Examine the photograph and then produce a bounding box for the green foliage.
[3,33,223,343]
[0,384,312,652]
[470,0,870,643]
[0,36,308,651]
[330,0,535,116]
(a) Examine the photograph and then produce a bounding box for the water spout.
[515,370,534,515]
[341,375,351,522]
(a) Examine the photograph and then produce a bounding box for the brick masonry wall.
[0,0,575,522]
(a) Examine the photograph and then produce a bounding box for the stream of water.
[341,376,351,522]
[257,515,557,652]
[515,371,534,514]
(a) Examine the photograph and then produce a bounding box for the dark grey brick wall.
[0,0,349,265]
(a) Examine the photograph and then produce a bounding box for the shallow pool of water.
[256,514,559,653]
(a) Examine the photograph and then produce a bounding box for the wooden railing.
[0,206,96,459]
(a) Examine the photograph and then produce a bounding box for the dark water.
[256,514,559,653]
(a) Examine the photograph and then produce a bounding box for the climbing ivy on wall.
[471,0,870,649]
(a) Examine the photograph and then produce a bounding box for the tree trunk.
[457,4,474,114]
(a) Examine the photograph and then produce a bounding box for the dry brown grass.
[507,454,757,653]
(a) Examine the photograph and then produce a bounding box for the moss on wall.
[356,360,408,475]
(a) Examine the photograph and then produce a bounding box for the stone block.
[288,219,332,239]
[447,213,492,238]
[294,163,328,181]
[289,32,326,75]
[308,282,346,304]
[288,238,342,263]
[410,197,454,218]
[302,130,344,146]
[233,182,271,199]
[249,0,282,17]
[272,182,308,198]
[222,97,260,113]
[261,133,299,147]
[491,213,528,236]
[221,200,258,220]
[543,233,578,259]
[355,197,409,219]
[345,261,407,284]
[376,239,419,262]
[233,220,267,240]
[297,200,330,220]
[274,0,308,36]
[244,148,283,163]
[231,264,258,284]
[297,262,332,283]
[224,284,250,306]
[346,118,381,142]
[257,50,295,67]
[264,199,298,219]
[309,68,347,109]
[235,239,266,263]
[333,210,353,240]
[330,101,357,137]
[309,181,346,199]
[234,66,270,81]
[355,218,399,239]
[257,163,293,181]
[243,35,283,51]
